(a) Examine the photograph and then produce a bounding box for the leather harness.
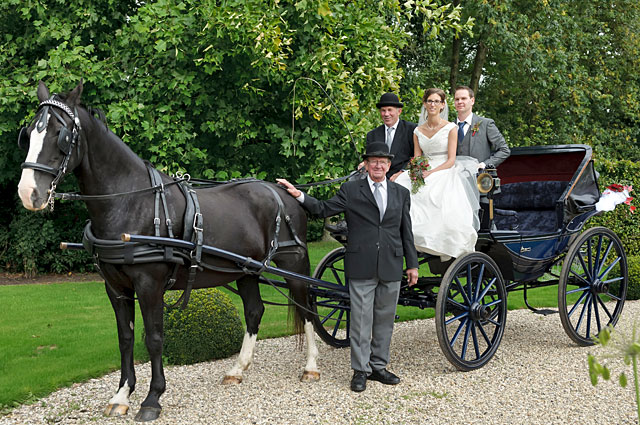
[82,170,305,309]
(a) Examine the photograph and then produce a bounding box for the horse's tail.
[288,289,305,347]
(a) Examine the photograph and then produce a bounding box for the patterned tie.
[373,182,384,221]
[386,126,393,150]
[457,121,466,144]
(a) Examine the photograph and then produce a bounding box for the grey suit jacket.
[366,119,418,178]
[302,179,418,281]
[457,114,510,167]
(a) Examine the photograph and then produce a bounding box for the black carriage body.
[479,144,600,283]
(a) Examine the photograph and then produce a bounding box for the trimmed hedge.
[627,255,640,301]
[162,288,244,365]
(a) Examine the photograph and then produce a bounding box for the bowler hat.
[376,92,403,109]
[363,142,394,160]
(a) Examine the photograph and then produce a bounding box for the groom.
[454,85,510,169]
[277,142,419,393]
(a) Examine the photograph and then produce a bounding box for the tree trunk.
[470,40,488,95]
[449,36,461,95]
[448,0,461,94]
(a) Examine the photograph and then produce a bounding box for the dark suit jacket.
[302,179,418,281]
[366,119,418,178]
[457,114,510,167]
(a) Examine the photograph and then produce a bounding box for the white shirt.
[456,112,474,137]
[367,176,387,213]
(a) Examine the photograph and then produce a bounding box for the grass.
[0,240,561,410]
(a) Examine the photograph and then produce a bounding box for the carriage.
[17,81,627,421]
[308,143,628,370]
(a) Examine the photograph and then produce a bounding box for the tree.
[0,0,467,272]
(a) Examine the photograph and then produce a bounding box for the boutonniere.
[471,121,481,136]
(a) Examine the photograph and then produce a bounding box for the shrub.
[162,288,244,365]
[627,255,640,301]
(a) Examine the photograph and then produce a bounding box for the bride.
[395,88,480,260]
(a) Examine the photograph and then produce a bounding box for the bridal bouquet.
[408,156,431,194]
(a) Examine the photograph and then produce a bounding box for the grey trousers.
[349,277,401,373]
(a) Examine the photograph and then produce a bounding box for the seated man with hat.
[277,142,419,393]
[366,92,418,181]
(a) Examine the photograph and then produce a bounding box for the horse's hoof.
[104,403,129,417]
[134,406,161,422]
[221,375,242,384]
[300,370,321,382]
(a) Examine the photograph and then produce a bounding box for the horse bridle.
[18,97,81,209]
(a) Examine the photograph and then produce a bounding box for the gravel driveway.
[2,301,639,424]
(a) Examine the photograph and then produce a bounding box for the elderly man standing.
[366,93,418,181]
[454,85,510,169]
[277,142,419,393]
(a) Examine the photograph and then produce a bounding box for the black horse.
[17,81,320,422]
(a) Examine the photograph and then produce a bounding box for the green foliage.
[627,256,640,301]
[588,324,640,423]
[162,288,244,365]
[0,197,92,276]
[1,0,467,274]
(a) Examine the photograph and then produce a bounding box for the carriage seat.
[492,181,568,235]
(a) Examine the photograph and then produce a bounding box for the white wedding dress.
[395,124,480,260]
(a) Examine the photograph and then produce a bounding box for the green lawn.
[0,240,560,410]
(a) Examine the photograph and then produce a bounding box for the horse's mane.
[55,92,108,130]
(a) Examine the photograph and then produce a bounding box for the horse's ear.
[37,81,50,102]
[66,79,83,107]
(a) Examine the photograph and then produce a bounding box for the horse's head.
[17,80,84,211]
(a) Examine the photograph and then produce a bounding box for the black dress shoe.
[350,371,367,392]
[368,368,400,385]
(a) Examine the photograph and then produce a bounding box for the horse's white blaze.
[225,332,257,378]
[303,320,319,373]
[108,384,131,406]
[17,119,48,211]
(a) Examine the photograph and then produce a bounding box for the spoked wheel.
[558,227,628,346]
[436,252,507,371]
[310,247,350,348]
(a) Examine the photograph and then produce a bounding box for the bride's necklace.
[425,120,441,131]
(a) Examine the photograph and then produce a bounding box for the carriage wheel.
[435,252,507,371]
[310,247,350,348]
[558,227,628,346]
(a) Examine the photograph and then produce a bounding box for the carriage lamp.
[477,173,494,193]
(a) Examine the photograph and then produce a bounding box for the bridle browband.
[19,96,82,210]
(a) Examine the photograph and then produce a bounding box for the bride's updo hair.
[422,88,447,111]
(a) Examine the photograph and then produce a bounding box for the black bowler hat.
[376,92,403,109]
[362,142,394,160]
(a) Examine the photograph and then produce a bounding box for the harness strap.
[169,186,203,310]
[147,165,175,238]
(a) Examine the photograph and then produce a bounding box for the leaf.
[619,372,627,388]
[318,1,331,17]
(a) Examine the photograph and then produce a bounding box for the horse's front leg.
[223,276,263,384]
[104,280,137,417]
[301,319,320,382]
[133,274,167,422]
